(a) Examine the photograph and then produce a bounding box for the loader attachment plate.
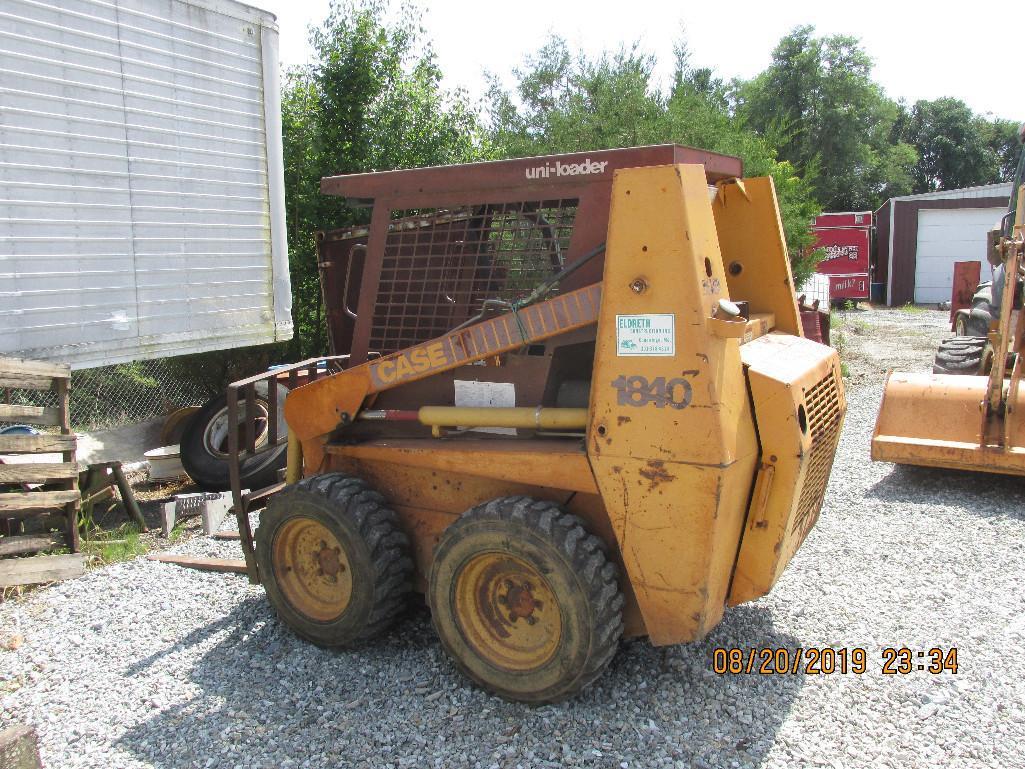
[871,371,1025,475]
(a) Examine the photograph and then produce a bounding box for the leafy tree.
[488,36,824,287]
[737,26,915,210]
[894,97,1006,192]
[667,46,823,285]
[488,39,664,156]
[280,0,488,359]
[982,118,1022,184]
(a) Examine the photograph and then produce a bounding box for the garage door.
[914,207,1005,303]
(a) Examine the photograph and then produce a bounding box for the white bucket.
[145,444,186,482]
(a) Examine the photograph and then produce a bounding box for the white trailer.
[0,0,292,368]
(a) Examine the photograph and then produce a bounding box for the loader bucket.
[871,371,1025,476]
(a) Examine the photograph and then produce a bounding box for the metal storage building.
[0,0,292,368]
[875,182,1012,306]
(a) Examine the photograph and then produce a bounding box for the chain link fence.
[2,347,286,433]
[66,360,215,431]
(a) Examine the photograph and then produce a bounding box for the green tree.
[488,36,824,287]
[488,39,664,156]
[896,97,1005,192]
[737,26,915,210]
[667,46,822,286]
[281,0,488,358]
[983,118,1022,184]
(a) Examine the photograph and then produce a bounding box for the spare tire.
[933,336,988,375]
[179,381,288,491]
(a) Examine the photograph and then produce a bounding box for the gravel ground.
[2,306,1024,769]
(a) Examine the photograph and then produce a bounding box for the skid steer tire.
[257,473,413,647]
[428,496,624,703]
[933,336,988,375]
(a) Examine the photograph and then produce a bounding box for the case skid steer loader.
[226,145,846,702]
[873,128,1025,476]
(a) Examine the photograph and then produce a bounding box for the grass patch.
[900,302,926,314]
[81,524,148,567]
[168,522,187,543]
[840,362,851,378]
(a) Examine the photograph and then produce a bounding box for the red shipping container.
[829,274,870,300]
[812,212,872,301]
[815,227,871,276]
[813,211,872,228]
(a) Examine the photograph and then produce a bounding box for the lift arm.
[284,283,602,443]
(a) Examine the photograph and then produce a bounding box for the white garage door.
[914,207,1004,303]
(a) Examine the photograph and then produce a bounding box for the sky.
[254,0,1019,122]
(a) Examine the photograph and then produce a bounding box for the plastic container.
[145,445,186,482]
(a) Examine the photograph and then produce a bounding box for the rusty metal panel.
[800,307,827,344]
[949,261,982,326]
[317,228,367,356]
[320,145,742,201]
[327,439,598,494]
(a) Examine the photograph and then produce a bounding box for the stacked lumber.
[0,357,85,586]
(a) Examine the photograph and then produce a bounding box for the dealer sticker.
[616,314,675,356]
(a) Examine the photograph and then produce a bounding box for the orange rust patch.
[638,460,676,488]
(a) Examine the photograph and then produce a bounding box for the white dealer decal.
[525,159,609,180]
[615,314,675,356]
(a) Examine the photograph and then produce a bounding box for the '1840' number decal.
[611,373,697,410]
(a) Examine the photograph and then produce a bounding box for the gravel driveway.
[3,306,1024,769]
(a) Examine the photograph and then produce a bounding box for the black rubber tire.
[179,382,288,491]
[963,280,996,336]
[933,336,987,375]
[428,496,623,703]
[257,473,413,647]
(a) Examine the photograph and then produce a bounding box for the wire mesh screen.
[368,200,579,353]
[1,359,220,433]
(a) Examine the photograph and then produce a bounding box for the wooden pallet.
[147,554,248,573]
[0,357,82,586]
[146,530,247,574]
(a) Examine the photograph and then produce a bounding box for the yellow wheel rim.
[454,552,562,672]
[272,517,352,622]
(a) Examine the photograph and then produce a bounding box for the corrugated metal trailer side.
[0,0,292,368]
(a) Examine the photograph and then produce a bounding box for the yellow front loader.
[230,147,845,702]
[873,131,1025,476]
